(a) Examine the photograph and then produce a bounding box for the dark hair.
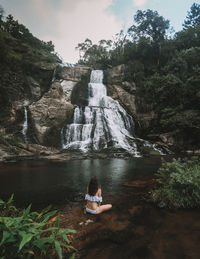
[88,176,100,196]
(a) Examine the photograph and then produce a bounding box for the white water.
[51,68,56,82]
[61,70,140,155]
[22,106,28,143]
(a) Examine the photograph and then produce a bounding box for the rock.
[34,62,57,71]
[29,80,74,147]
[108,84,137,117]
[61,66,91,82]
[60,80,77,102]
[123,180,154,188]
[106,65,155,136]
[107,64,126,84]
[122,81,136,93]
[159,132,176,146]
[26,76,41,100]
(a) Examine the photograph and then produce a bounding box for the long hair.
[88,176,100,196]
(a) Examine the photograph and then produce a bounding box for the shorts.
[85,207,99,214]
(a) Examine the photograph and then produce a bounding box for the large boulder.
[29,80,74,147]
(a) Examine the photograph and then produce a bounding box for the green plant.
[0,195,76,259]
[152,158,200,208]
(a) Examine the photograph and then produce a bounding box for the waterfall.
[51,68,56,82]
[61,70,140,155]
[22,106,28,143]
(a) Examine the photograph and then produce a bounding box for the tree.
[175,26,200,50]
[75,38,92,60]
[183,3,200,28]
[0,5,4,31]
[128,9,170,66]
[128,9,170,43]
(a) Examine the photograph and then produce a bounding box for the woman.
[85,177,112,214]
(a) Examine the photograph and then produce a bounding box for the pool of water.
[0,157,162,208]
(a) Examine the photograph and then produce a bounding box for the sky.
[0,0,198,63]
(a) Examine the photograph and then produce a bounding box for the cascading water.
[22,106,28,143]
[51,68,56,82]
[61,70,140,155]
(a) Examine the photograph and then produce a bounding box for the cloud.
[1,0,122,63]
[133,0,148,8]
[51,0,122,63]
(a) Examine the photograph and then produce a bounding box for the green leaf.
[62,234,70,244]
[7,194,14,204]
[0,231,12,246]
[69,253,76,259]
[41,205,52,215]
[23,204,32,218]
[54,240,62,259]
[42,210,57,223]
[55,214,60,228]
[33,237,54,250]
[19,232,34,251]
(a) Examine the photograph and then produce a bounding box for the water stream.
[22,106,28,143]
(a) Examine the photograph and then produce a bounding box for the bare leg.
[96,204,112,214]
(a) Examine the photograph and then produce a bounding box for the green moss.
[149,149,161,155]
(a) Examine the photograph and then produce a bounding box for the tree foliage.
[152,158,200,208]
[128,9,170,43]
[183,3,200,28]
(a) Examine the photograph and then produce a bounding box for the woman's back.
[85,177,112,214]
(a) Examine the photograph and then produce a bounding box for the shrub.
[151,157,200,208]
[0,195,76,259]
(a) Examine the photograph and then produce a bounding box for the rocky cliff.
[0,63,160,148]
[105,64,155,138]
[0,62,176,158]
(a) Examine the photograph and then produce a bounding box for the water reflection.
[0,157,161,207]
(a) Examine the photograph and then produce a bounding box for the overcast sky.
[0,0,197,63]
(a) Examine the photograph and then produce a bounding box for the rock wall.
[106,64,155,137]
[0,62,57,140]
[28,66,91,147]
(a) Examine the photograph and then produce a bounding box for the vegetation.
[76,3,200,149]
[0,5,61,126]
[0,9,58,69]
[0,195,76,259]
[152,157,200,208]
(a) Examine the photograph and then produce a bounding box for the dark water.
[0,157,162,208]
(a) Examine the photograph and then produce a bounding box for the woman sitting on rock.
[85,176,112,214]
